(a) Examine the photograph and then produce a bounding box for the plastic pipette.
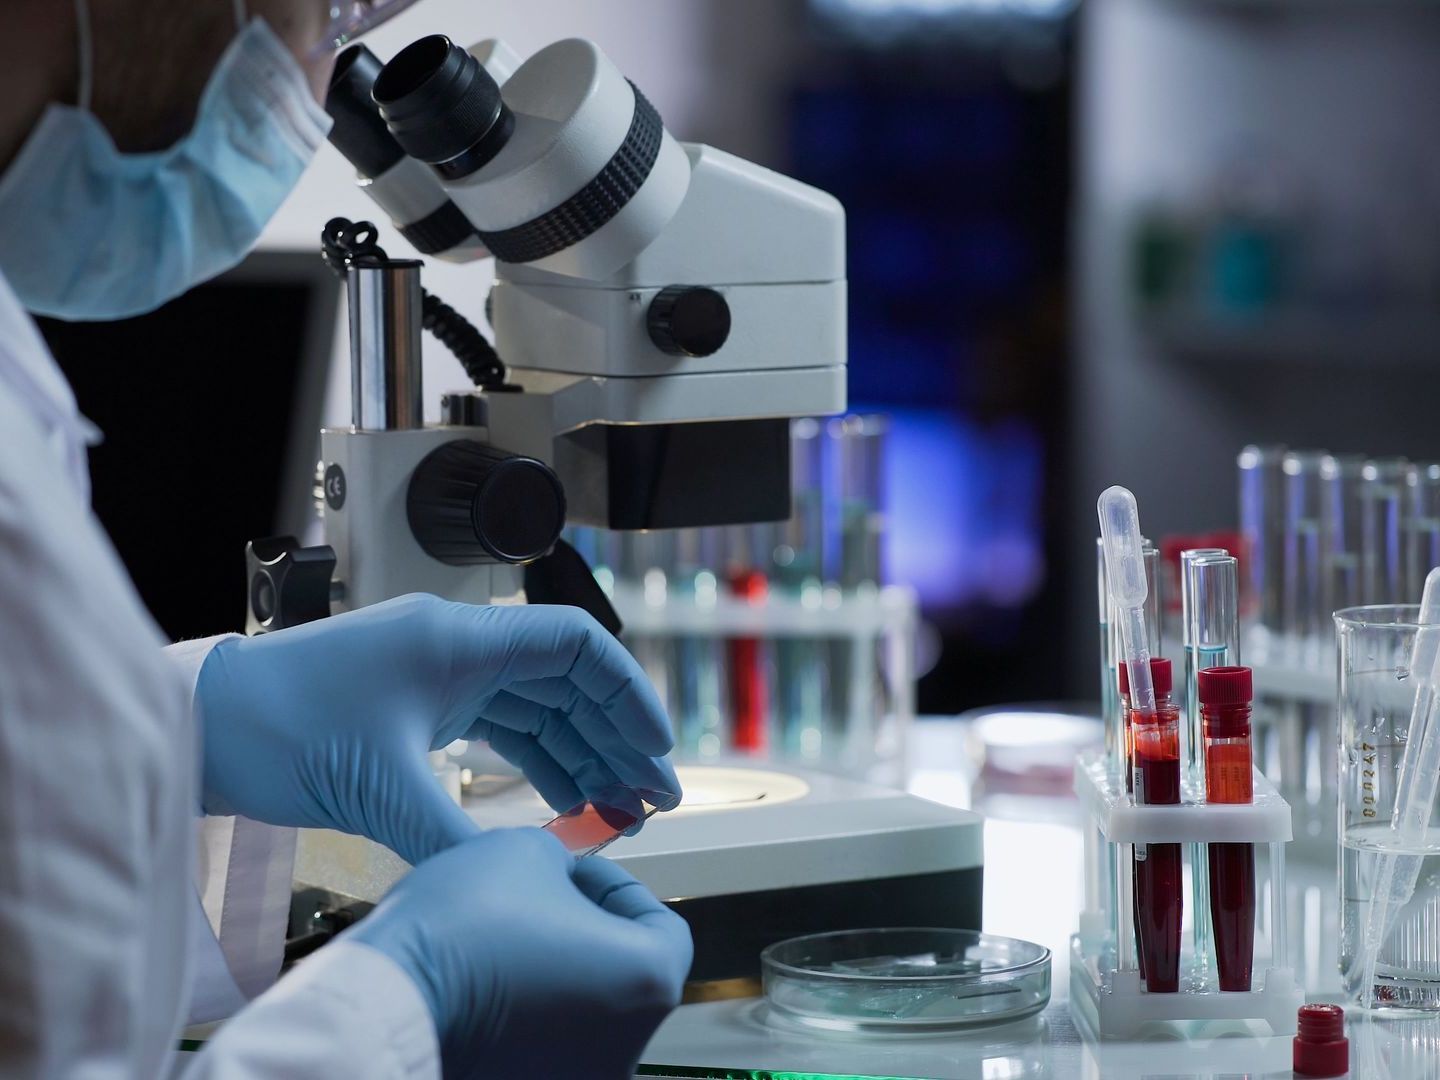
[1358,566,1440,1007]
[1099,487,1156,717]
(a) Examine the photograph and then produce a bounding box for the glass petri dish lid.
[762,928,1051,1034]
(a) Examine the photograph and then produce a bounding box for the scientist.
[0,1,691,1077]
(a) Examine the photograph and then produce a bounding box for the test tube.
[1182,552,1240,980]
[1282,451,1329,663]
[670,528,727,758]
[1130,658,1183,993]
[1238,444,1287,640]
[1407,463,1440,600]
[1146,542,1162,657]
[724,525,771,754]
[1321,454,1366,621]
[1362,458,1410,605]
[1107,541,1161,785]
[834,415,887,590]
[781,419,826,586]
[828,416,887,772]
[1199,666,1256,992]
[623,530,675,716]
[1181,551,1238,777]
[775,420,827,760]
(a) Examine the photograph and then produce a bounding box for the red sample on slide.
[1200,665,1256,992]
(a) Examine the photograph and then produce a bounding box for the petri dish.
[762,928,1051,1033]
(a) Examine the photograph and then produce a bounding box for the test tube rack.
[1071,753,1303,1040]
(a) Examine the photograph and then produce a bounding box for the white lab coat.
[0,271,438,1078]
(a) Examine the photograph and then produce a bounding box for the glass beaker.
[1336,605,1440,1011]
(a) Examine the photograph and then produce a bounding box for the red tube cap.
[1198,665,1253,706]
[1293,1003,1347,1077]
[1117,657,1172,697]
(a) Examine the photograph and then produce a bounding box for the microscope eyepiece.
[374,35,514,180]
[325,43,485,263]
[326,46,405,179]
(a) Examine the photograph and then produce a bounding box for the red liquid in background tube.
[1132,704,1182,993]
[728,570,769,752]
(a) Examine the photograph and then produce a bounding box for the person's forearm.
[166,636,297,1017]
[180,940,439,1080]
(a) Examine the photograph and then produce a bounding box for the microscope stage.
[294,763,983,985]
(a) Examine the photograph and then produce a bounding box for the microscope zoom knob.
[408,439,566,565]
[647,286,731,357]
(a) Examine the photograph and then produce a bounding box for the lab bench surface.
[636,717,1431,1080]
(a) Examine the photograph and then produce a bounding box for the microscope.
[266,37,983,993]
[246,31,846,632]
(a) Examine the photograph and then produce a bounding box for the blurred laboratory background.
[43,0,1440,747]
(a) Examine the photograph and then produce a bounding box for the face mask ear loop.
[72,0,94,112]
[232,0,247,31]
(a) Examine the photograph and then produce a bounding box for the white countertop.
[639,718,1435,1079]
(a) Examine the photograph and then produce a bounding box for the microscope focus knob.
[408,439,566,565]
[245,536,336,635]
[647,286,731,357]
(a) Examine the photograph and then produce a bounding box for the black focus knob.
[408,440,566,565]
[647,286,731,357]
[245,536,336,635]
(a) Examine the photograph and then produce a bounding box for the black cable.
[320,216,508,390]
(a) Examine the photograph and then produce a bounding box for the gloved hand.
[196,594,680,865]
[347,828,693,1080]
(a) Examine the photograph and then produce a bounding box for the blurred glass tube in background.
[1238,444,1288,647]
[828,416,888,763]
[835,414,887,590]
[774,420,827,760]
[1362,457,1410,605]
[1283,450,1329,663]
[669,527,728,758]
[1408,463,1440,602]
[1321,453,1367,621]
[620,529,675,717]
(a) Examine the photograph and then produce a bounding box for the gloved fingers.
[591,785,648,831]
[504,677,682,809]
[572,858,694,982]
[479,692,629,803]
[381,752,484,866]
[479,721,586,813]
[452,606,675,757]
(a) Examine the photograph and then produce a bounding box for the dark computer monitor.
[40,250,340,641]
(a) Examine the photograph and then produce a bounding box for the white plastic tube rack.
[1071,753,1303,1039]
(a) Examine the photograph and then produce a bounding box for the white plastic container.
[1071,753,1303,1039]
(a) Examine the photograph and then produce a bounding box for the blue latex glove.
[196,594,680,865]
[348,828,693,1079]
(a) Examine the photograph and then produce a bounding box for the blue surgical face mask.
[0,10,332,321]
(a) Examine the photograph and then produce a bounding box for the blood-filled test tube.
[1131,658,1183,993]
[1199,665,1256,992]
